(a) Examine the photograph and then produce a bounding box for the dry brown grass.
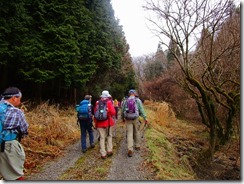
[144,100,205,141]
[144,100,177,131]
[22,101,80,175]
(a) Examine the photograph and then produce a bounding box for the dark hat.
[2,87,22,98]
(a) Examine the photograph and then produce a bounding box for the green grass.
[59,143,113,180]
[145,128,196,180]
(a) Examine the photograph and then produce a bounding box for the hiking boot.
[107,151,113,157]
[135,147,140,150]
[128,150,133,157]
[90,144,95,148]
[101,155,106,159]
[82,149,87,153]
[16,176,24,180]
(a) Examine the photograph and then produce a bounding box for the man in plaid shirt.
[0,87,29,180]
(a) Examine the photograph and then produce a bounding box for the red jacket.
[94,99,116,128]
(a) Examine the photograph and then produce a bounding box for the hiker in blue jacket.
[76,95,95,153]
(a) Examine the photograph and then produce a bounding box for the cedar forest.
[0,0,136,103]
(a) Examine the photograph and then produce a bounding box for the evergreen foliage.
[0,0,135,102]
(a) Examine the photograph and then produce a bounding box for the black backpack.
[94,100,108,121]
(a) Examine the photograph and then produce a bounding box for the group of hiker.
[0,86,148,180]
[76,89,148,159]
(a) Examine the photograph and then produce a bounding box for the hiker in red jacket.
[94,90,116,159]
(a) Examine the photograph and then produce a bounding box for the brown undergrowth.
[22,101,80,175]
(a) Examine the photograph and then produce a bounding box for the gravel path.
[26,129,100,180]
[26,141,82,180]
[26,126,150,181]
[107,135,149,180]
[26,125,148,181]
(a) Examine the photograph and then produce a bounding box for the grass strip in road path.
[59,123,124,180]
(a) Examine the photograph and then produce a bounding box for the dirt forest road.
[26,141,82,180]
[26,125,153,181]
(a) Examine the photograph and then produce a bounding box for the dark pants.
[79,120,94,151]
[115,107,119,119]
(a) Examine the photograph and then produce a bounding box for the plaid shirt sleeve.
[4,107,29,134]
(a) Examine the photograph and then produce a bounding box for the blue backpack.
[76,100,91,121]
[0,102,17,152]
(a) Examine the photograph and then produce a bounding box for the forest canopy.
[0,0,136,103]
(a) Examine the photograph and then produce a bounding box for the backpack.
[0,103,17,151]
[76,100,91,121]
[94,100,108,121]
[114,99,119,107]
[124,97,139,120]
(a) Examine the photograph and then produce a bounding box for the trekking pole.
[141,122,149,138]
[77,119,80,128]
[139,119,145,132]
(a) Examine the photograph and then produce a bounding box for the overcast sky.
[111,0,159,58]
